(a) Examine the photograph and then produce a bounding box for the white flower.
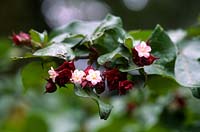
[86,69,102,85]
[48,67,58,82]
[71,69,86,84]
[135,41,151,58]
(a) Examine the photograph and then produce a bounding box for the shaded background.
[1,0,200,36]
[1,0,200,132]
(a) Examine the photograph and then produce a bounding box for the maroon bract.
[103,68,133,95]
[103,68,127,91]
[45,79,57,93]
[55,61,75,72]
[55,61,75,87]
[12,32,31,46]
[55,69,72,87]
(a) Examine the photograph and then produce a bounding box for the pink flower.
[48,67,59,82]
[135,41,151,58]
[86,69,102,85]
[81,66,105,94]
[132,41,158,67]
[71,69,86,84]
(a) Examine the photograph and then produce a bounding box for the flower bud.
[45,79,57,93]
[94,81,105,94]
[12,32,31,46]
[119,80,133,95]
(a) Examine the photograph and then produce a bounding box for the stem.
[139,68,148,87]
[74,55,89,60]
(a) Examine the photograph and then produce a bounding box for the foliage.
[9,14,200,122]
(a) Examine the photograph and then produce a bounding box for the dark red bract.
[12,32,31,46]
[55,61,75,72]
[55,61,75,87]
[103,68,126,91]
[55,69,72,87]
[103,68,133,95]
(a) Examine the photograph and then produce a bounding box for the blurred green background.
[1,0,200,132]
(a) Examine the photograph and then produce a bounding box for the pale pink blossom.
[135,41,151,58]
[48,67,59,82]
[71,69,86,84]
[86,69,102,85]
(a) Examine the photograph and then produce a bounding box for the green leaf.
[93,28,122,55]
[51,14,122,41]
[21,62,46,93]
[50,34,85,47]
[144,25,177,77]
[12,55,64,64]
[33,43,75,61]
[92,14,123,38]
[175,40,200,88]
[51,21,100,39]
[144,60,175,78]
[29,29,48,44]
[146,75,179,95]
[124,35,134,52]
[129,30,152,41]
[74,84,113,120]
[149,25,176,64]
[175,55,200,87]
[97,45,129,65]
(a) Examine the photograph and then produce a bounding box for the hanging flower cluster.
[44,40,158,95]
[46,62,134,95]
